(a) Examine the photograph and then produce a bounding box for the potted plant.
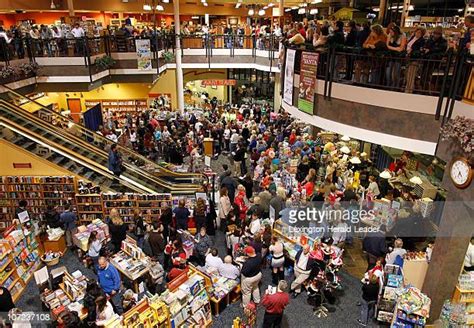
[162,51,175,63]
[94,55,116,71]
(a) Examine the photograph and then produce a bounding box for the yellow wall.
[0,139,75,176]
[25,68,230,114]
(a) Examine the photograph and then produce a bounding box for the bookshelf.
[76,193,173,225]
[0,227,41,303]
[0,176,77,231]
[84,99,148,128]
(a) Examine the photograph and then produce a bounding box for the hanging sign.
[283,48,296,105]
[298,51,319,114]
[135,39,152,70]
[201,80,237,86]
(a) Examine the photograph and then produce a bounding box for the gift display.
[392,286,430,327]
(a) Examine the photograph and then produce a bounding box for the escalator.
[0,88,206,194]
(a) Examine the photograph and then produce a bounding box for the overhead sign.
[298,51,319,114]
[201,79,237,86]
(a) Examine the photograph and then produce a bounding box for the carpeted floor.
[16,229,383,328]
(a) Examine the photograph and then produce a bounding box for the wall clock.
[450,157,473,189]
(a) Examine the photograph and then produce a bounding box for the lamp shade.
[248,8,254,15]
[349,156,361,164]
[340,135,351,141]
[340,146,350,154]
[298,8,305,14]
[258,9,265,15]
[409,176,423,185]
[379,170,391,179]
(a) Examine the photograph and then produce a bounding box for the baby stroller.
[306,270,338,318]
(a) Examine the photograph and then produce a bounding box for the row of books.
[1,176,75,184]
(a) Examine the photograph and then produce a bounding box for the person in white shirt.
[385,238,407,265]
[367,175,380,198]
[218,255,240,280]
[205,248,224,270]
[0,27,11,44]
[71,23,85,38]
[248,212,261,237]
[290,244,313,298]
[465,237,474,271]
[95,296,115,326]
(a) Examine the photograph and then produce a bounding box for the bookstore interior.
[0,0,474,327]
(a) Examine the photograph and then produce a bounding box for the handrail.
[0,98,202,193]
[0,115,146,194]
[0,84,206,187]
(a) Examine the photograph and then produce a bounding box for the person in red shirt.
[261,280,290,327]
[289,129,297,145]
[297,22,306,38]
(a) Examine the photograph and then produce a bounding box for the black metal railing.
[284,42,472,122]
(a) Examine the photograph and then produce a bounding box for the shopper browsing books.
[95,295,116,326]
[108,209,128,253]
[97,257,123,314]
[87,231,103,270]
[205,248,223,270]
[219,255,240,280]
[60,203,78,248]
[195,227,213,266]
[241,246,262,307]
[290,244,315,299]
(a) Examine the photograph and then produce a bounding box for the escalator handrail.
[0,99,202,192]
[0,84,207,182]
[0,115,148,194]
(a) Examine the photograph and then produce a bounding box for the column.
[422,139,474,322]
[174,0,185,113]
[67,0,74,17]
[379,0,387,24]
[401,0,411,28]
[273,73,281,112]
[279,0,284,26]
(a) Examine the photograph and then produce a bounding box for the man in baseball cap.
[241,246,262,307]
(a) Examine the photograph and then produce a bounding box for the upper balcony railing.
[285,42,473,121]
[1,33,472,110]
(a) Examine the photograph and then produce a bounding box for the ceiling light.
[143,4,151,10]
[191,16,199,19]
[235,2,241,8]
[311,0,322,3]
[203,2,208,6]
[372,7,380,11]
[284,8,291,12]
[291,6,298,10]
[162,0,170,3]
[156,4,164,10]
[263,6,268,10]
[258,9,265,15]
[309,8,318,14]
[298,8,305,14]
[248,8,254,15]
[268,3,274,7]
[299,3,308,7]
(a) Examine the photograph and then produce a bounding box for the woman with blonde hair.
[218,187,232,232]
[108,208,128,253]
[193,198,207,231]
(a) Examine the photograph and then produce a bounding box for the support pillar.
[422,139,474,323]
[67,0,74,17]
[279,0,284,26]
[379,0,387,24]
[174,0,185,113]
[401,0,410,28]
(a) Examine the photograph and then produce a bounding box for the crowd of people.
[98,95,440,326]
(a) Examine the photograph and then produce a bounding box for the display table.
[43,235,67,254]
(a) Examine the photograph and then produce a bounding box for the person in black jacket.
[44,205,62,228]
[356,22,371,48]
[233,142,247,176]
[108,211,129,253]
[327,20,345,48]
[358,274,380,326]
[83,280,105,326]
[345,20,358,80]
[362,226,387,271]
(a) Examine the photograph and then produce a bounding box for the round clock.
[450,157,473,189]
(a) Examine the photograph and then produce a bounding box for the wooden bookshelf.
[84,99,148,128]
[0,176,77,231]
[0,228,41,303]
[76,193,173,225]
